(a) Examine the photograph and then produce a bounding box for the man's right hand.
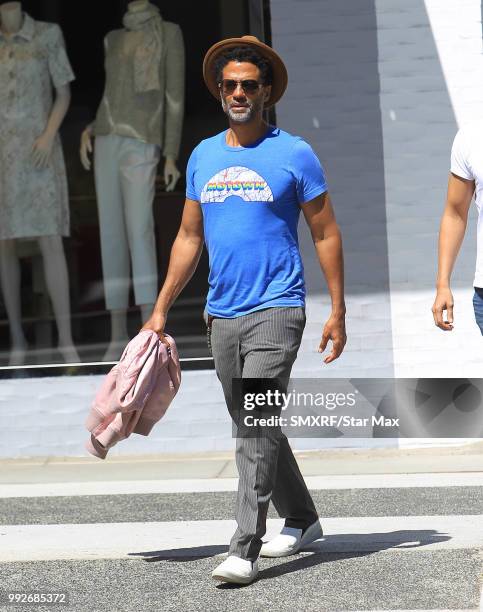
[141,312,170,345]
[431,287,454,331]
[139,198,204,347]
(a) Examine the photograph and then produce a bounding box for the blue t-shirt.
[186,126,328,318]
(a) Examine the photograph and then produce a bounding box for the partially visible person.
[432,123,483,333]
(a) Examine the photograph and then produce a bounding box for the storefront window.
[0,0,269,370]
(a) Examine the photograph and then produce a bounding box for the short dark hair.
[213,46,273,86]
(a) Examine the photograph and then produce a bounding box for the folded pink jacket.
[85,330,181,459]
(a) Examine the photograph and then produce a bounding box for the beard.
[221,94,264,123]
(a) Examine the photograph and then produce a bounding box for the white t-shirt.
[450,123,483,287]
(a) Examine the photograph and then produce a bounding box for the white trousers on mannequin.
[94,134,160,310]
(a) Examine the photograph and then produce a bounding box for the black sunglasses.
[218,79,263,95]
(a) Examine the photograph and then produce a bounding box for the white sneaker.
[211,555,259,585]
[259,519,323,558]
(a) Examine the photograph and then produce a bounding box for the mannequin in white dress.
[80,0,185,360]
[0,2,79,365]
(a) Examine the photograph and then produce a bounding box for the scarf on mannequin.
[123,3,163,93]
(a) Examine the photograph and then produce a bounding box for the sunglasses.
[218,79,263,95]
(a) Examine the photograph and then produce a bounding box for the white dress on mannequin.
[0,7,79,366]
[0,12,74,239]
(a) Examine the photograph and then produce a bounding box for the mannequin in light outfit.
[80,0,185,360]
[0,2,79,366]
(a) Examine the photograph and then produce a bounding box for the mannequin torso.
[120,28,146,57]
[81,1,184,191]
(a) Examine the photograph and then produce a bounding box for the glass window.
[0,0,268,372]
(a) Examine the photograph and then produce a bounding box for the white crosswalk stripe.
[0,515,481,563]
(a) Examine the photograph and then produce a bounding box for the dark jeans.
[473,287,483,335]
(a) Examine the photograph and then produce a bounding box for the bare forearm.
[436,211,467,288]
[44,87,71,137]
[314,230,345,314]
[153,235,204,315]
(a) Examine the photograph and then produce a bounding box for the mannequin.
[0,2,79,365]
[122,0,180,190]
[80,0,185,360]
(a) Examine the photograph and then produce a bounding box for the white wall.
[376,0,483,376]
[272,0,483,378]
[271,0,395,380]
[0,371,396,458]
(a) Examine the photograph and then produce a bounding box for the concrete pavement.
[1,441,482,611]
[1,441,483,485]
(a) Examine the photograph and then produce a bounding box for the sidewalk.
[2,441,482,484]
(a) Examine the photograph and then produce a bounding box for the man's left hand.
[318,313,346,364]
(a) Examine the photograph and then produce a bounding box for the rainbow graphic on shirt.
[201,167,274,203]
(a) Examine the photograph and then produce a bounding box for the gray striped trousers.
[209,306,319,562]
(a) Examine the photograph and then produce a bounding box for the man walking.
[143,36,346,584]
[432,124,481,333]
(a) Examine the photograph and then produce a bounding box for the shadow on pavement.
[216,529,452,589]
[128,544,229,562]
[302,528,451,554]
[127,528,451,578]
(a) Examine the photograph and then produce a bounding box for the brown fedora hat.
[203,35,288,108]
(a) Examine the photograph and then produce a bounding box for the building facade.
[1,0,481,457]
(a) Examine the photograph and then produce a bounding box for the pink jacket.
[85,330,181,459]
